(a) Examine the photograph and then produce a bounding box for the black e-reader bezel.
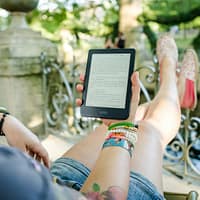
[80,48,136,119]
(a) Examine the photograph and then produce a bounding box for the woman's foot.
[156,34,178,82]
[178,49,199,110]
[156,34,178,65]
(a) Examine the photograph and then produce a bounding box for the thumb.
[129,72,140,121]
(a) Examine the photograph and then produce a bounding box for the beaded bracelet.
[0,113,8,136]
[106,132,137,145]
[110,126,138,132]
[107,128,138,142]
[107,128,138,137]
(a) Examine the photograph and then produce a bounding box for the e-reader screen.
[81,48,135,119]
[86,53,130,108]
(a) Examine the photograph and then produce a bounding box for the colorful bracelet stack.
[102,122,138,157]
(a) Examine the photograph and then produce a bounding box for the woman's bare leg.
[131,48,181,193]
[62,124,107,169]
[135,48,198,192]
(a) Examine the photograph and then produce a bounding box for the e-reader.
[81,48,136,119]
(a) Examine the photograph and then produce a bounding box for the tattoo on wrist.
[83,183,126,200]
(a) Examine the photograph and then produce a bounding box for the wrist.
[0,107,10,136]
[0,113,9,136]
[103,122,138,157]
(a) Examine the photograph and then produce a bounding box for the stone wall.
[0,28,57,135]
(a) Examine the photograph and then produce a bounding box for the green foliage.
[143,0,200,15]
[28,8,66,33]
[27,3,67,36]
[27,0,120,44]
[141,0,200,25]
[101,1,119,40]
[138,0,200,54]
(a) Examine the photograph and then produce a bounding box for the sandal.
[179,49,199,110]
[156,34,178,81]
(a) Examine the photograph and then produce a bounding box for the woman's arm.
[81,145,131,200]
[79,72,140,199]
[0,112,50,168]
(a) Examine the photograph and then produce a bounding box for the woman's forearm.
[0,113,27,137]
[81,146,130,200]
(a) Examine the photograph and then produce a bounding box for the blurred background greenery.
[0,0,199,64]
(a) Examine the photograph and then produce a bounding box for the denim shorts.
[51,157,164,200]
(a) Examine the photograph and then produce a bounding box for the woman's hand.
[2,115,50,168]
[76,72,140,126]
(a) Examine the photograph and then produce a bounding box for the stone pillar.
[0,1,57,135]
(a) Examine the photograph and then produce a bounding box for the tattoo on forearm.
[83,183,126,200]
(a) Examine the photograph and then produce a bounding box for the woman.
[0,34,198,200]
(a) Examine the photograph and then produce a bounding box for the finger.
[30,144,50,168]
[33,153,37,159]
[132,72,140,101]
[37,147,50,168]
[76,98,82,106]
[76,84,84,92]
[42,155,50,168]
[36,154,42,163]
[28,150,35,158]
[79,74,85,82]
